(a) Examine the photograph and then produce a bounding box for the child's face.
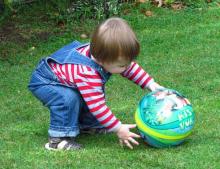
[101,58,131,74]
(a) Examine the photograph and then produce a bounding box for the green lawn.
[0,3,220,169]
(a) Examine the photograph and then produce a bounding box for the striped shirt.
[48,45,154,132]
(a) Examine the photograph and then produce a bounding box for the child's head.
[90,17,140,73]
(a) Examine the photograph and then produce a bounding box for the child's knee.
[59,87,83,111]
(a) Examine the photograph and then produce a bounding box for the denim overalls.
[28,41,111,137]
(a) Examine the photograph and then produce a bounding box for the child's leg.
[28,60,82,138]
[29,83,83,150]
[28,61,83,150]
[31,84,83,137]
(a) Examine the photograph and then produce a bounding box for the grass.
[0,2,220,169]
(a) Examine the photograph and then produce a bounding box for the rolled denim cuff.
[48,126,80,137]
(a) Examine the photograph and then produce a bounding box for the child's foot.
[80,128,109,134]
[45,137,82,151]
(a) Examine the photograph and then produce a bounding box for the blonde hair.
[90,17,140,63]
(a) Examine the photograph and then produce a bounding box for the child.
[28,17,163,150]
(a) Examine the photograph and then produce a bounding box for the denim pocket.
[36,60,58,81]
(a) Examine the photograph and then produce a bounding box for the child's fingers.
[124,140,133,149]
[127,124,137,129]
[128,137,139,145]
[130,132,141,138]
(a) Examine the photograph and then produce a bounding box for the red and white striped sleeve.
[74,64,122,132]
[121,61,154,89]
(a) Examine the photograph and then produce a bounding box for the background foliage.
[1,0,220,23]
[0,1,220,169]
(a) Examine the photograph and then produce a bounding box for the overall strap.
[45,41,111,83]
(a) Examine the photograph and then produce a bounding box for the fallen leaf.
[80,33,88,39]
[145,10,153,17]
[171,3,184,10]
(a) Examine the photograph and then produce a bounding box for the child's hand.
[116,124,140,149]
[148,82,164,92]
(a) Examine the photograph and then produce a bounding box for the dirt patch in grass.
[0,14,54,62]
[0,21,26,43]
[0,20,52,45]
[0,7,93,63]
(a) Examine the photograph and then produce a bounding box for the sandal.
[45,137,83,150]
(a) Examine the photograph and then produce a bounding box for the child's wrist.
[113,124,122,134]
[107,121,122,133]
[146,79,155,90]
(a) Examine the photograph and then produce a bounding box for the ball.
[135,89,195,148]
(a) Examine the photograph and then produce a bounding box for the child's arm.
[121,62,164,91]
[75,65,140,149]
[74,64,121,132]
